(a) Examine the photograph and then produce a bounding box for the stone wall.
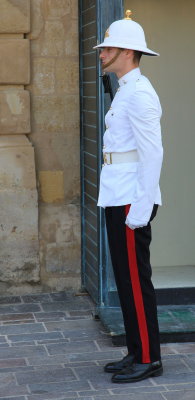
[0,0,80,293]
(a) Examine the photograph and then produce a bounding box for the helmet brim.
[93,42,159,56]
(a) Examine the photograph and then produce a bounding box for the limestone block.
[39,171,64,203]
[0,90,30,134]
[0,136,36,190]
[0,39,30,84]
[0,135,39,283]
[64,95,80,129]
[28,58,55,95]
[55,59,79,94]
[44,0,71,19]
[32,95,64,132]
[40,21,65,57]
[28,0,44,40]
[0,0,30,33]
[39,203,80,274]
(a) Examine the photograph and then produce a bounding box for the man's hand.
[125,214,147,230]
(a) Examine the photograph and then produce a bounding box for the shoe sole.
[112,367,163,383]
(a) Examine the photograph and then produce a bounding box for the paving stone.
[0,296,21,304]
[0,292,193,400]
[49,292,69,302]
[37,339,69,345]
[93,395,165,400]
[22,294,52,303]
[162,356,190,374]
[161,345,178,355]
[184,355,195,370]
[0,397,26,400]
[167,343,195,354]
[111,386,168,394]
[0,358,27,368]
[34,312,67,321]
[149,372,195,385]
[45,319,102,332]
[29,380,91,394]
[16,367,77,384]
[11,341,35,346]
[67,350,125,363]
[88,377,153,390]
[41,300,93,312]
[27,354,70,366]
[0,366,34,373]
[3,320,35,326]
[0,337,7,343]
[27,394,79,400]
[72,364,106,379]
[0,382,27,398]
[69,310,93,317]
[0,313,34,322]
[165,383,195,391]
[8,331,63,343]
[78,389,111,397]
[46,340,97,355]
[0,322,45,335]
[0,344,47,359]
[163,390,195,400]
[62,328,108,341]
[0,304,41,314]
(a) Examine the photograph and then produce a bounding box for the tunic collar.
[118,68,141,87]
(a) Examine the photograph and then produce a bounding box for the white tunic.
[97,67,163,227]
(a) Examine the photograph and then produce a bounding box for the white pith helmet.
[93,10,159,56]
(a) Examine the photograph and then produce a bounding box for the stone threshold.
[97,304,195,345]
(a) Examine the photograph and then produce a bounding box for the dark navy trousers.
[105,204,161,364]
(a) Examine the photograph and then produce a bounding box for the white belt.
[103,150,138,165]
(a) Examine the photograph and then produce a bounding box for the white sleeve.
[126,88,163,227]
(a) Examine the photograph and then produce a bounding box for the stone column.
[0,0,39,284]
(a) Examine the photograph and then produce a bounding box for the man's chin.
[102,65,112,73]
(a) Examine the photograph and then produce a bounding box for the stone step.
[97,305,195,346]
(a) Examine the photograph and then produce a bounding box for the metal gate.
[79,0,123,305]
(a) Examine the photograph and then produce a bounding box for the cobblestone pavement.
[0,291,194,399]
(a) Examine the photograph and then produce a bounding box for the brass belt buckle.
[103,153,107,165]
[103,152,112,166]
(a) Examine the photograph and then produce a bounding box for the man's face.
[99,47,123,72]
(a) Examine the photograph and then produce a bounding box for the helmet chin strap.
[102,48,123,69]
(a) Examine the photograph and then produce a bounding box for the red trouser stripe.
[125,205,151,364]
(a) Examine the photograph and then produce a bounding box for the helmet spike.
[124,10,132,20]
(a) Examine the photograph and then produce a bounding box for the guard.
[93,10,164,383]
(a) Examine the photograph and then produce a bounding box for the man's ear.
[124,49,134,59]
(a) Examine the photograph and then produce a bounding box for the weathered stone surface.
[39,204,80,278]
[39,171,64,203]
[0,0,30,33]
[28,0,44,40]
[0,136,39,283]
[55,59,79,94]
[40,21,65,57]
[28,58,55,95]
[0,0,81,292]
[0,90,30,134]
[0,39,30,84]
[32,95,64,133]
[44,0,71,19]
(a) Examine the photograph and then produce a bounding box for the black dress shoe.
[104,354,135,373]
[112,360,163,383]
